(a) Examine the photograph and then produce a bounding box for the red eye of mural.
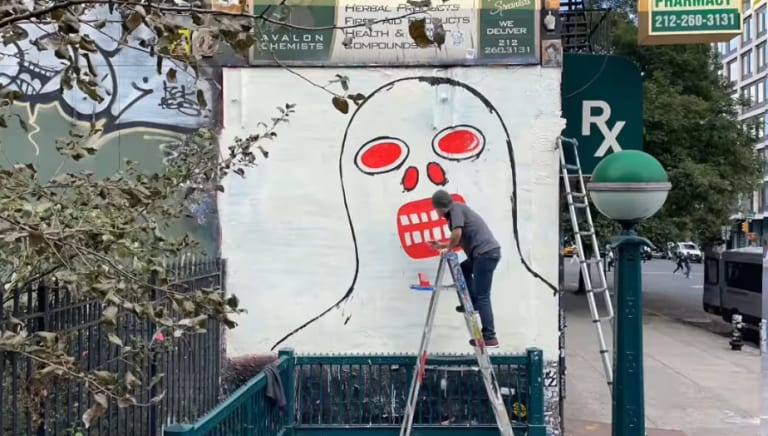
[426,162,447,186]
[354,137,410,175]
[401,166,419,192]
[432,125,485,161]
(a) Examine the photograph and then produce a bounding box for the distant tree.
[612,13,762,246]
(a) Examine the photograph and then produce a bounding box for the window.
[728,59,739,81]
[758,6,767,36]
[745,0,752,11]
[742,84,755,105]
[745,115,766,138]
[744,16,753,42]
[729,36,740,52]
[763,183,768,211]
[718,42,728,55]
[763,150,768,177]
[743,51,753,78]
[758,42,767,71]
[758,81,766,104]
[705,258,719,285]
[725,261,762,293]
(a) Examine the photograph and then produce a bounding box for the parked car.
[563,244,576,257]
[673,241,703,263]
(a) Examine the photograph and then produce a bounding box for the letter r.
[581,100,611,135]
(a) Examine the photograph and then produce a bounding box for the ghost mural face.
[340,77,511,262]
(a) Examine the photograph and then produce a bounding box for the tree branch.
[0,0,427,32]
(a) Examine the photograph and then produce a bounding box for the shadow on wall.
[0,4,221,255]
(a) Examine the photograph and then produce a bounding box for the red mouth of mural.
[397,194,465,260]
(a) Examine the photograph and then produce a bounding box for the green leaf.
[408,19,433,48]
[332,96,349,114]
[82,393,107,428]
[107,334,123,347]
[94,370,119,386]
[102,306,119,325]
[117,395,137,408]
[196,89,208,111]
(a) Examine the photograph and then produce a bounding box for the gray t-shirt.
[445,202,501,258]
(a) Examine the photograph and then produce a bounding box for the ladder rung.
[441,285,457,290]
[570,192,587,198]
[569,201,588,208]
[564,164,580,171]
[589,287,609,293]
[580,258,602,264]
[576,230,594,236]
[592,316,614,323]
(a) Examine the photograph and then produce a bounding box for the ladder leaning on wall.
[557,136,614,394]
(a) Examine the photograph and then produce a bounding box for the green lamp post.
[587,150,671,436]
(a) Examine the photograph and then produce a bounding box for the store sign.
[561,54,643,175]
[249,0,539,65]
[638,0,742,45]
[650,0,741,34]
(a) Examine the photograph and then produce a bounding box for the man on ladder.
[428,189,503,348]
[401,190,513,436]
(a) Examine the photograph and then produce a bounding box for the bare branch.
[0,0,427,32]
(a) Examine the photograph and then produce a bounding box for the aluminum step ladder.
[558,136,614,393]
[400,251,514,436]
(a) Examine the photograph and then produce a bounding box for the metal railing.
[1,257,226,435]
[165,349,294,436]
[165,348,545,436]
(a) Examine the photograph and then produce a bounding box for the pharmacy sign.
[649,0,742,35]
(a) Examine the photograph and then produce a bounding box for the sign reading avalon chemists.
[248,0,539,66]
[649,0,741,34]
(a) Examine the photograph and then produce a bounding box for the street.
[563,257,751,342]
[561,256,762,435]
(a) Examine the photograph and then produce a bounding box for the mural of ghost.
[220,68,562,356]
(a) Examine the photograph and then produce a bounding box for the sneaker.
[470,338,499,348]
[455,305,465,313]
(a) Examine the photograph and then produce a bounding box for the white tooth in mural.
[409,213,420,224]
[405,232,412,247]
[432,227,443,240]
[430,210,439,221]
[412,231,422,244]
[423,229,431,242]
[442,224,451,239]
[400,215,410,226]
[420,212,428,223]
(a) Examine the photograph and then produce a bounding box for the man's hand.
[429,241,449,254]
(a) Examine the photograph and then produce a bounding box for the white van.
[719,247,764,328]
[674,241,702,263]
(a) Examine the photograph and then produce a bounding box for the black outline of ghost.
[270,76,558,351]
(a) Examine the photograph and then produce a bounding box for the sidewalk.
[563,292,760,436]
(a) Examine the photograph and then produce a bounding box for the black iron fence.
[1,257,226,435]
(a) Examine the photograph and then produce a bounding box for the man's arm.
[445,227,463,250]
[432,206,464,250]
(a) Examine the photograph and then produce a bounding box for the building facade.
[717,0,768,247]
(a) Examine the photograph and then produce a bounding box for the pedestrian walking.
[673,252,685,274]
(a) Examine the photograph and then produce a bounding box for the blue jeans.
[460,253,501,340]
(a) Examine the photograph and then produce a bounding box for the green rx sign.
[561,54,643,175]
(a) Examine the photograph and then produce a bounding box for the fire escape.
[559,0,613,53]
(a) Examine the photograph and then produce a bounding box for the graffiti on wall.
[220,67,563,357]
[0,5,220,255]
[543,361,561,435]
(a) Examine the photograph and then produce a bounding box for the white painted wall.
[220,67,562,358]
